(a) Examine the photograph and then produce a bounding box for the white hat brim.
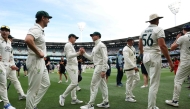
[146,17,163,23]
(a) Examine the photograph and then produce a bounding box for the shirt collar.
[94,39,101,45]
[34,23,44,32]
[149,24,158,27]
[0,35,11,43]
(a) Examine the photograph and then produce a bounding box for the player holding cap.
[139,14,174,109]
[0,25,17,109]
[59,34,83,106]
[165,23,190,107]
[80,32,109,109]
[123,37,140,102]
[25,10,52,109]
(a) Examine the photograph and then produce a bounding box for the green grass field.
[1,68,190,109]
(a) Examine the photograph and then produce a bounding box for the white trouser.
[62,64,78,100]
[0,63,9,105]
[89,65,109,105]
[143,53,161,109]
[125,70,140,98]
[172,61,190,101]
[6,67,25,96]
[26,55,50,109]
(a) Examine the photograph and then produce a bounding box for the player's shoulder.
[99,41,106,47]
[28,25,42,34]
[153,26,164,33]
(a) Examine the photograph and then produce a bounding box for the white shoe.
[58,80,62,83]
[80,104,94,109]
[141,85,148,88]
[19,94,26,100]
[65,79,68,83]
[77,86,81,91]
[71,99,83,104]
[125,97,136,102]
[4,104,16,109]
[59,95,65,106]
[0,99,2,102]
[97,102,110,108]
[165,100,179,107]
[154,106,159,109]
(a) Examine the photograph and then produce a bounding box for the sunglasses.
[1,25,10,30]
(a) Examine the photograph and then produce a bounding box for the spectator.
[116,49,123,87]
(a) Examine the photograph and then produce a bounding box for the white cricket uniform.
[26,23,50,109]
[83,39,109,104]
[139,24,165,109]
[6,44,25,96]
[172,32,190,101]
[123,44,140,98]
[0,36,14,105]
[61,42,80,100]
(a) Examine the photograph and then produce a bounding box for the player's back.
[140,24,165,54]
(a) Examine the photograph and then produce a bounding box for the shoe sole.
[165,102,179,107]
[125,100,136,103]
[97,105,110,108]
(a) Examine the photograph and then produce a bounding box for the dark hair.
[35,17,42,23]
[183,28,190,32]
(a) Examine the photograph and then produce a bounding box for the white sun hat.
[146,14,163,23]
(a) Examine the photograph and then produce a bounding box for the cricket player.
[7,35,26,100]
[165,23,190,107]
[59,34,83,106]
[123,37,140,102]
[0,25,17,109]
[139,14,174,109]
[25,10,52,109]
[80,32,109,109]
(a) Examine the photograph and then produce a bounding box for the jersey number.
[142,34,153,46]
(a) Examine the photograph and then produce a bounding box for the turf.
[1,68,190,109]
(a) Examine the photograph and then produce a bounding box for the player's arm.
[9,49,18,70]
[170,34,182,51]
[25,35,43,58]
[139,38,143,55]
[99,44,108,78]
[64,44,80,59]
[83,49,93,61]
[99,45,108,72]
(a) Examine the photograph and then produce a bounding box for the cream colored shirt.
[27,23,47,56]
[64,42,79,66]
[140,24,165,54]
[83,39,108,72]
[0,36,14,67]
[123,45,136,70]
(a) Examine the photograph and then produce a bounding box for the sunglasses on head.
[1,25,10,30]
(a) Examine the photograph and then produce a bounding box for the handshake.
[78,47,85,55]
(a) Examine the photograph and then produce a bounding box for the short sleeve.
[157,28,165,39]
[176,36,184,45]
[27,27,42,39]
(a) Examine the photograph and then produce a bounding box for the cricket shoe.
[80,104,94,109]
[19,94,26,100]
[97,102,110,108]
[125,97,136,102]
[59,95,65,106]
[141,85,148,88]
[4,104,16,109]
[71,99,83,104]
[165,100,179,107]
[65,79,68,83]
[76,86,81,91]
[58,80,62,83]
[0,99,2,102]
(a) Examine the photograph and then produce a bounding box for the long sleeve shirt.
[117,54,123,69]
[0,36,15,67]
[64,42,79,66]
[83,39,108,72]
[123,44,137,70]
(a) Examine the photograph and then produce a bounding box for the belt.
[124,68,134,71]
